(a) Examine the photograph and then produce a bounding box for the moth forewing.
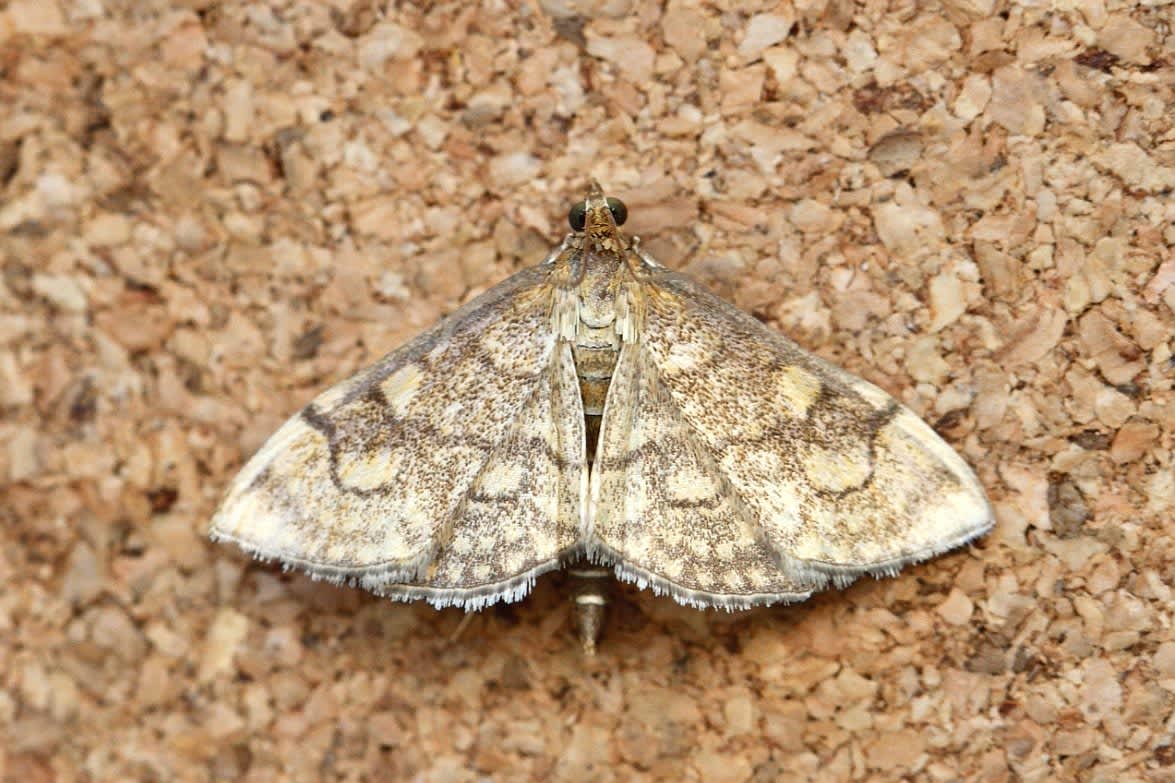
[632,267,994,583]
[374,342,587,609]
[209,263,585,604]
[587,338,820,608]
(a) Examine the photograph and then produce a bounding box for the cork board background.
[3,0,1173,781]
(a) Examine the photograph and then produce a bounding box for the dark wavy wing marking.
[376,342,587,609]
[634,267,993,582]
[587,339,818,608]
[211,264,586,591]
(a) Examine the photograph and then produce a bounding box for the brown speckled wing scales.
[626,266,993,588]
[378,340,586,607]
[210,266,586,608]
[588,339,818,608]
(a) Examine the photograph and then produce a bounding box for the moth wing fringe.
[805,513,995,587]
[375,559,559,611]
[586,544,816,611]
[208,527,434,587]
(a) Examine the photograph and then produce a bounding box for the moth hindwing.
[211,182,993,650]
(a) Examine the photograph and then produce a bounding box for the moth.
[211,183,993,652]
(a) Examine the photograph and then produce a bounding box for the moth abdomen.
[572,342,620,416]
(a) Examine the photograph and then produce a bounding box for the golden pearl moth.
[211,183,993,653]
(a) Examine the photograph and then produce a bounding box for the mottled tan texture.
[628,264,991,582]
[210,263,587,605]
[2,2,1172,783]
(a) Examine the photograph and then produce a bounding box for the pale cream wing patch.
[634,267,993,584]
[377,342,587,608]
[210,266,584,602]
[587,339,819,608]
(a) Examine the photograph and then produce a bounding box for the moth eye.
[606,197,628,226]
[568,201,588,231]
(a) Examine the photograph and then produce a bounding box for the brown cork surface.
[3,1,1173,781]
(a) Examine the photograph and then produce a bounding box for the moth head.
[568,181,628,250]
